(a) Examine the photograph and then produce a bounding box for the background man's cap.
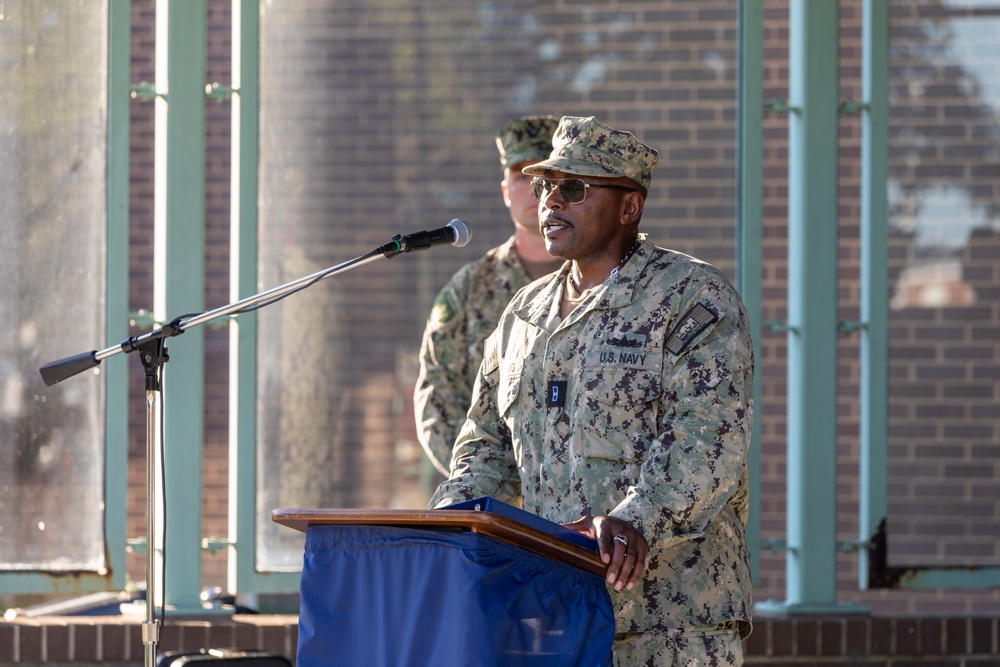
[522,116,659,191]
[495,116,559,170]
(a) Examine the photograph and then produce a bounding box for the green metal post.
[737,0,764,581]
[783,0,840,612]
[154,0,208,612]
[858,0,889,590]
[228,0,257,594]
[105,0,132,594]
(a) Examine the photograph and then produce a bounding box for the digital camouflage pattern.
[522,116,659,191]
[614,625,744,666]
[414,236,556,475]
[495,116,559,170]
[430,235,754,639]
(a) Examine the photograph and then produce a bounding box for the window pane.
[0,2,107,571]
[886,3,1000,568]
[255,1,738,570]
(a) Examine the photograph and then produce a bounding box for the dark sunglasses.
[531,177,637,204]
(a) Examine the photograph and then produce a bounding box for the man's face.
[502,160,543,236]
[535,170,635,262]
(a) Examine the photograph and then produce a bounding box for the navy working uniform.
[431,116,754,666]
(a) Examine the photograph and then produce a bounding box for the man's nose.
[541,186,565,209]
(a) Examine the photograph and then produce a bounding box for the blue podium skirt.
[297,524,614,667]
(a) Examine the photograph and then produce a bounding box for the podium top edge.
[271,507,606,576]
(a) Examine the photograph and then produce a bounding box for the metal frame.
[0,0,129,597]
[857,0,889,591]
[855,0,999,593]
[746,0,999,606]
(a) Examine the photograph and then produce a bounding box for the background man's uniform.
[414,238,537,474]
[415,116,559,475]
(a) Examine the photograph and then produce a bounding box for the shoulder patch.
[428,301,453,329]
[666,302,719,355]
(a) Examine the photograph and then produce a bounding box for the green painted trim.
[784,0,840,608]
[155,0,208,611]
[230,0,261,592]
[858,0,889,590]
[894,567,1000,590]
[0,572,114,596]
[737,0,764,583]
[104,0,132,594]
[756,599,869,615]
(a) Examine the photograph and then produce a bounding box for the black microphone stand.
[38,237,430,667]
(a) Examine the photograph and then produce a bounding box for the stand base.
[755,598,869,616]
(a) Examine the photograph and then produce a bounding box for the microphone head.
[447,218,472,248]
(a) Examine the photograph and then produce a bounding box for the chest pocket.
[578,366,662,462]
[497,352,524,418]
[495,317,538,418]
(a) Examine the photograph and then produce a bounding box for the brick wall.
[744,614,1000,666]
[0,615,297,666]
[2,614,999,665]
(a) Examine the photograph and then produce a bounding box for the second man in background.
[414,116,562,476]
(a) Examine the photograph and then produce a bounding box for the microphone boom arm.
[41,218,471,385]
[39,246,389,386]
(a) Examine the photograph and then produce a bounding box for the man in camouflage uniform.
[430,116,753,666]
[414,116,562,476]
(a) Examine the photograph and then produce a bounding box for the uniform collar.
[511,233,652,326]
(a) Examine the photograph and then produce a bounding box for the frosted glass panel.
[0,2,108,571]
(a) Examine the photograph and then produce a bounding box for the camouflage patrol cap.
[522,116,659,191]
[495,116,559,170]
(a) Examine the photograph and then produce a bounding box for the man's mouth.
[541,215,572,238]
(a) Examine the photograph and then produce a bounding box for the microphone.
[378,218,472,256]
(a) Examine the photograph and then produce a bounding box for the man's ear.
[620,191,644,226]
[500,179,512,207]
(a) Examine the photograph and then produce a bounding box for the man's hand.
[562,515,649,592]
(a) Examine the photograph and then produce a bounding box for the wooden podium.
[272,507,614,667]
[272,507,606,575]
